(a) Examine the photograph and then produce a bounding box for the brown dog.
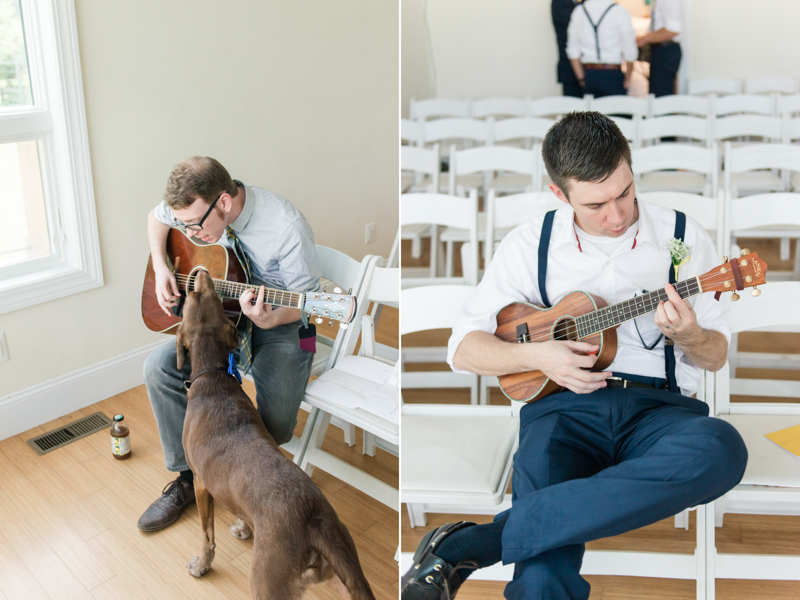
[175,271,375,600]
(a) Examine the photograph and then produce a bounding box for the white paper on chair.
[311,356,400,425]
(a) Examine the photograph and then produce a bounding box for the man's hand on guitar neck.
[239,286,303,330]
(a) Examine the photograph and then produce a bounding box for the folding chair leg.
[430,226,439,278]
[674,509,690,530]
[446,241,455,278]
[407,503,428,529]
[713,497,727,528]
[343,423,356,447]
[363,431,376,457]
[781,236,790,262]
[300,410,333,476]
[411,235,422,259]
[794,240,800,280]
[292,406,320,466]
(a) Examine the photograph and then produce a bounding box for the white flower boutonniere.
[664,238,691,280]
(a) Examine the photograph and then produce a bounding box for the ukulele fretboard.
[575,276,702,338]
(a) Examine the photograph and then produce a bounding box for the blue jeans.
[143,320,314,472]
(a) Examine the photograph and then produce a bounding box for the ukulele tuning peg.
[752,286,761,297]
[731,292,741,301]
[740,248,751,256]
[722,255,728,262]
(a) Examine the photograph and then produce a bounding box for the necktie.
[226,228,254,374]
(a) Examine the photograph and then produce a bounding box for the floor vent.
[27,412,113,455]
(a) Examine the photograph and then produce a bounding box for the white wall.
[403,0,800,108]
[0,0,398,399]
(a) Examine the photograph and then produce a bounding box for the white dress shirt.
[650,0,683,43]
[446,200,730,397]
[566,0,638,65]
[154,182,321,294]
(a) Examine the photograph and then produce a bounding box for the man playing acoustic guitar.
[138,156,321,532]
[402,113,748,600]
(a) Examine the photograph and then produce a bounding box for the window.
[0,0,102,314]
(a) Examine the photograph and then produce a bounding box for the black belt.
[651,41,679,48]
[606,372,669,390]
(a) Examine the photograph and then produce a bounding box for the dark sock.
[434,517,506,585]
[179,469,194,485]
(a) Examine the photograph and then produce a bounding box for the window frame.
[0,0,102,315]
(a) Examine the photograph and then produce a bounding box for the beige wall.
[402,0,800,107]
[0,0,398,397]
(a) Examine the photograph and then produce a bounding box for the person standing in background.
[552,0,583,98]
[566,0,638,98]
[637,0,683,96]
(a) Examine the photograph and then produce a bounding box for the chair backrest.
[637,191,723,256]
[588,95,648,118]
[688,78,741,96]
[649,94,712,117]
[485,190,565,269]
[401,144,440,192]
[493,117,555,144]
[608,115,639,146]
[401,118,425,146]
[724,142,800,193]
[471,97,530,119]
[424,118,493,146]
[529,95,588,117]
[725,191,800,238]
[639,114,711,145]
[410,97,470,121]
[401,192,479,286]
[713,94,774,117]
[633,144,719,196]
[785,116,800,143]
[400,284,476,336]
[713,115,783,142]
[449,145,536,196]
[745,77,798,95]
[777,93,800,117]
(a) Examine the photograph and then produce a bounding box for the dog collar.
[184,366,232,390]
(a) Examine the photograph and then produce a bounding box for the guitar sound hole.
[552,317,579,342]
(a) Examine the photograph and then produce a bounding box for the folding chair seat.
[633,144,718,196]
[471,97,530,119]
[688,78,741,96]
[744,77,798,96]
[708,281,800,597]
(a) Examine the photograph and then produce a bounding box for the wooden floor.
[0,307,399,600]
[401,236,800,599]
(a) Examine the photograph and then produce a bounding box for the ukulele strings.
[512,269,746,345]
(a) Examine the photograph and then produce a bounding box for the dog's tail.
[309,516,376,600]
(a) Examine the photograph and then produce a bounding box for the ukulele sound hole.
[552,316,579,342]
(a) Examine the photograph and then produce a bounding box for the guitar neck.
[576,276,702,339]
[178,273,303,309]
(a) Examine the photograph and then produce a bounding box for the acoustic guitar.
[495,250,768,402]
[141,228,356,334]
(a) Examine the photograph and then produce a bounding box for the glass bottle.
[110,414,131,460]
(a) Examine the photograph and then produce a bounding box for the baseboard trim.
[0,339,168,442]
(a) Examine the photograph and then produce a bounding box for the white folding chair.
[400,284,522,528]
[493,116,555,151]
[588,95,648,119]
[708,282,800,597]
[688,78,741,96]
[724,142,800,199]
[713,115,783,145]
[638,191,724,257]
[299,259,399,512]
[401,192,479,288]
[744,77,798,96]
[608,115,639,147]
[410,97,471,121]
[401,143,440,194]
[639,115,712,147]
[777,94,800,117]
[471,97,530,119]
[529,95,589,118]
[713,94,775,117]
[784,118,800,191]
[402,118,425,147]
[448,145,537,197]
[424,118,493,187]
[633,144,719,197]
[649,94,713,118]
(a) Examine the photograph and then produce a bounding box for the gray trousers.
[143,319,314,472]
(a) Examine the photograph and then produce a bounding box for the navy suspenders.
[582,3,617,63]
[537,209,687,393]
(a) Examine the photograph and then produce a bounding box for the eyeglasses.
[173,193,223,231]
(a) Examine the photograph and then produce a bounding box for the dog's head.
[175,270,239,370]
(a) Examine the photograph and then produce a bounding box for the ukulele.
[494,250,768,402]
[141,228,356,334]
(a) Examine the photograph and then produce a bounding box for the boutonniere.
[664,238,691,280]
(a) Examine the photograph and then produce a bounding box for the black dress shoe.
[401,521,478,600]
[137,476,195,532]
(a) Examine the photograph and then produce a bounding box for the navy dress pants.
[650,43,682,97]
[583,69,626,98]
[498,387,747,600]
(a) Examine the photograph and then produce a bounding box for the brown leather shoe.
[137,477,195,532]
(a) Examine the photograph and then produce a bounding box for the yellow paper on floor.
[764,423,800,459]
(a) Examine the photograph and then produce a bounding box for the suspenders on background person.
[537,208,686,393]
[582,2,617,63]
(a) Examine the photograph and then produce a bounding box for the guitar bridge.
[516,323,529,343]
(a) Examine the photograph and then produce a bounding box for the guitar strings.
[506,269,752,346]
[172,273,300,307]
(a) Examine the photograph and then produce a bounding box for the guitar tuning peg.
[315,316,323,324]
[348,288,352,295]
[323,286,328,293]
[740,248,751,256]
[340,322,349,330]
[333,287,342,294]
[328,319,334,327]
[752,286,761,297]
[731,292,740,301]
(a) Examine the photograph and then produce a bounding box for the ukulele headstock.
[701,249,768,300]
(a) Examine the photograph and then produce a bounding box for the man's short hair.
[541,111,632,200]
[164,156,238,210]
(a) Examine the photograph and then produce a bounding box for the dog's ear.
[226,322,239,352]
[175,324,189,371]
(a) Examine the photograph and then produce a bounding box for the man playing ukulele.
[138,156,321,532]
[402,113,747,600]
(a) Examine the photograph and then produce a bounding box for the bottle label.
[112,435,130,456]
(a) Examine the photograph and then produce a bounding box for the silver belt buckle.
[607,376,627,388]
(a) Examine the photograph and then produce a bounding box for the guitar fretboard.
[575,276,702,338]
[178,274,302,308]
